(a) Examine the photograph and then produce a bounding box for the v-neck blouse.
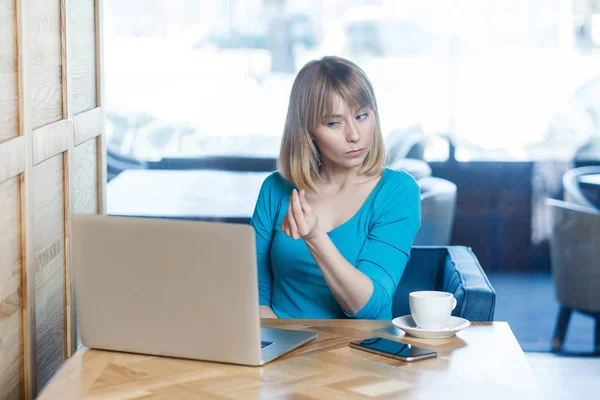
[250,168,421,319]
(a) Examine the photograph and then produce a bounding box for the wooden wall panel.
[0,136,25,184]
[74,107,102,146]
[70,0,96,115]
[0,0,105,397]
[32,155,65,393]
[30,0,63,129]
[71,138,99,350]
[32,119,70,166]
[0,177,23,400]
[72,138,98,214]
[0,0,18,142]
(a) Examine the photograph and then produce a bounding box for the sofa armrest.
[441,246,496,321]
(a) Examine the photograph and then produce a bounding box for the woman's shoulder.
[259,171,294,195]
[369,168,420,212]
[380,168,419,191]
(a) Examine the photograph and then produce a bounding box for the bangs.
[278,56,385,192]
[309,71,376,130]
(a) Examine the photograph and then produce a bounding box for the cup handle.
[452,298,457,310]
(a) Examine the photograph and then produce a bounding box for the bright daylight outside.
[103,0,600,164]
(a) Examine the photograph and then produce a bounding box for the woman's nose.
[346,121,361,143]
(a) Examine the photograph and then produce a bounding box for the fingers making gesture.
[281,189,320,240]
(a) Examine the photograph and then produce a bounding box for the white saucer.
[391,315,470,339]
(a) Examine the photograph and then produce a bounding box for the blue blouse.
[250,168,421,319]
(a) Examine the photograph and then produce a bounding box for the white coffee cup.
[409,291,457,330]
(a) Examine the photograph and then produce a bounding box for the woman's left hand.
[281,189,321,240]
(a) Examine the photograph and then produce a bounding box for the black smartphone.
[349,337,437,362]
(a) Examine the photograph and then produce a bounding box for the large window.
[104,0,600,162]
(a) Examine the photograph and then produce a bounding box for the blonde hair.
[277,56,386,192]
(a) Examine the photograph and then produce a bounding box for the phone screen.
[350,337,436,361]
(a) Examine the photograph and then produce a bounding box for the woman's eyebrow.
[320,113,343,120]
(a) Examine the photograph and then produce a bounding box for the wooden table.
[38,320,545,399]
[107,170,272,222]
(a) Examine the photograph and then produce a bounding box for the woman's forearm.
[304,228,373,315]
[259,305,278,318]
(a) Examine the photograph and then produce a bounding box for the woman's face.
[312,94,375,171]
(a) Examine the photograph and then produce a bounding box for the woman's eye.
[356,113,369,121]
[327,121,341,128]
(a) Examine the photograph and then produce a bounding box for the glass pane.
[104,0,600,162]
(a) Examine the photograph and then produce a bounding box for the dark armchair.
[393,246,496,321]
[546,198,600,353]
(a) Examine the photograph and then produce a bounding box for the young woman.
[251,56,421,320]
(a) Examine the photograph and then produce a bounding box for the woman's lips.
[346,148,364,157]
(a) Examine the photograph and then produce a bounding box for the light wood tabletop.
[37,319,545,400]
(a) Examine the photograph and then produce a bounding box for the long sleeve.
[250,173,283,307]
[350,177,421,319]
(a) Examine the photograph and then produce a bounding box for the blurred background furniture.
[107,169,271,223]
[393,246,496,321]
[385,125,427,164]
[414,177,457,246]
[562,165,600,209]
[577,172,600,209]
[545,198,600,354]
[578,174,600,186]
[387,158,432,180]
[146,155,277,172]
[107,144,148,182]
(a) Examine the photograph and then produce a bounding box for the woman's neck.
[318,164,362,192]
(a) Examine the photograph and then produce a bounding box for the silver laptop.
[72,214,317,366]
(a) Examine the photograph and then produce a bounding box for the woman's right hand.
[259,306,278,318]
[281,189,321,241]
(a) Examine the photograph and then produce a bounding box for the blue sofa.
[393,246,496,321]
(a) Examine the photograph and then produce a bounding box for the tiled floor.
[488,273,596,353]
[489,273,599,399]
[526,352,600,400]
